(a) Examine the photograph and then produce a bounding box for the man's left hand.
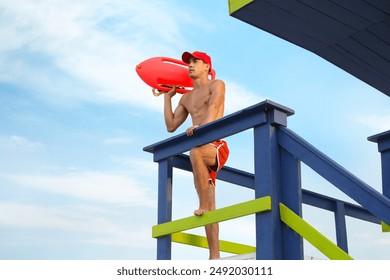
[186,125,199,136]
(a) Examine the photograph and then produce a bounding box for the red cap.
[182,51,212,72]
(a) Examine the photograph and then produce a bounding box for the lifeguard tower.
[143,0,390,260]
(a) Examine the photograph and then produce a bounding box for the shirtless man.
[163,51,229,259]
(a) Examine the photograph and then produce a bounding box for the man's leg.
[204,182,220,259]
[190,144,218,215]
[189,144,220,259]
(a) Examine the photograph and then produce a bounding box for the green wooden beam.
[280,203,353,260]
[382,221,390,232]
[153,196,271,238]
[228,0,254,15]
[172,232,256,254]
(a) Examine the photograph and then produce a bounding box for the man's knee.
[189,146,203,162]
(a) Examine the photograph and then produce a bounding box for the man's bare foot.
[194,209,207,216]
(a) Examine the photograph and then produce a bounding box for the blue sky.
[0,0,389,260]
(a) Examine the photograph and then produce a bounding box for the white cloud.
[224,80,265,115]
[0,202,154,248]
[375,237,390,245]
[1,171,156,206]
[352,114,390,133]
[103,137,133,145]
[0,203,83,229]
[8,135,44,150]
[0,0,264,113]
[0,0,189,111]
[110,156,156,170]
[220,217,255,245]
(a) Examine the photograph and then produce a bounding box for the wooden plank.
[367,0,390,14]
[320,44,390,94]
[369,22,390,46]
[330,0,386,22]
[144,100,293,162]
[353,31,390,64]
[269,0,356,38]
[152,196,271,238]
[279,203,354,260]
[299,0,372,30]
[337,36,390,76]
[172,232,256,254]
[231,0,330,52]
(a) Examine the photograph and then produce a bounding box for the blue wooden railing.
[143,100,390,259]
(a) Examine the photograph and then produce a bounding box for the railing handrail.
[278,126,390,226]
[143,100,294,161]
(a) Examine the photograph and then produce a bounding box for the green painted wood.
[382,221,390,232]
[153,196,271,238]
[228,0,254,14]
[172,232,256,254]
[279,203,353,260]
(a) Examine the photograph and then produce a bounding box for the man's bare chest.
[182,89,211,114]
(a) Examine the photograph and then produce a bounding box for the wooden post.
[368,130,390,232]
[368,130,390,200]
[253,107,295,259]
[280,147,303,259]
[156,158,173,260]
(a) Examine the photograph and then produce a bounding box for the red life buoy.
[136,56,216,95]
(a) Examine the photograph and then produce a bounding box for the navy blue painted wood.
[271,0,357,37]
[230,0,390,97]
[302,189,380,224]
[335,201,348,253]
[337,36,390,75]
[320,45,390,94]
[280,147,303,259]
[278,127,390,225]
[369,130,390,199]
[156,158,173,260]
[383,152,390,198]
[299,0,373,30]
[334,0,387,22]
[353,31,390,62]
[144,100,293,162]
[370,22,390,45]
[369,0,390,13]
[254,123,283,259]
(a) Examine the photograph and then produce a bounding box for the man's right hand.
[165,86,177,98]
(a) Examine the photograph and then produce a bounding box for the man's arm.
[164,87,188,132]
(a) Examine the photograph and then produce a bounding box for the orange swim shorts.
[208,140,229,187]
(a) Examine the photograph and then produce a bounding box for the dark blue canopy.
[230,0,390,98]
